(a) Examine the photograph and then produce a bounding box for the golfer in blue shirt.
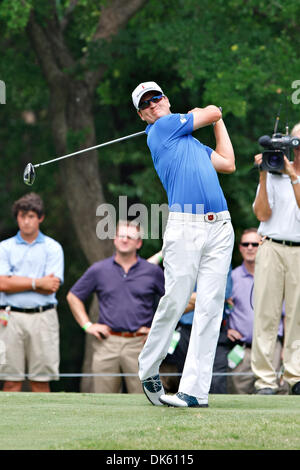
[132,81,235,407]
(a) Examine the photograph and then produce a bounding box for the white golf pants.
[139,211,234,401]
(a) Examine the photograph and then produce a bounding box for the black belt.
[0,304,56,313]
[266,236,300,247]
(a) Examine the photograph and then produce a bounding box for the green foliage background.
[0,0,300,390]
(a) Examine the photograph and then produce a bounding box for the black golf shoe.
[291,381,300,395]
[142,375,165,406]
[159,392,208,408]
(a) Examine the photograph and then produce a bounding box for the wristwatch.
[291,176,300,185]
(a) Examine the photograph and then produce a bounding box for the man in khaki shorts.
[0,193,64,392]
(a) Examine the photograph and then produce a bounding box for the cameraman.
[251,122,300,395]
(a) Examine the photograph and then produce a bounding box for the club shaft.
[34,131,146,169]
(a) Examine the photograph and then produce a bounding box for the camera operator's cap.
[132,81,163,110]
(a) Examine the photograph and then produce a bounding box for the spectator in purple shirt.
[227,228,287,394]
[66,220,165,394]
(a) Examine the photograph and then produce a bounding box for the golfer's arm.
[253,173,272,221]
[66,291,90,328]
[211,119,235,174]
[190,105,222,130]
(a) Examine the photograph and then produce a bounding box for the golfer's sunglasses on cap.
[139,94,165,110]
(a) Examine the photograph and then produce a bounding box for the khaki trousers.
[91,334,144,393]
[228,340,282,394]
[0,308,59,382]
[251,239,300,390]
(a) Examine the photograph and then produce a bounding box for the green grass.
[0,393,299,450]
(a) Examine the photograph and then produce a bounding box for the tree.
[0,0,149,391]
[3,0,299,261]
[1,0,300,390]
[1,0,148,263]
[24,0,148,264]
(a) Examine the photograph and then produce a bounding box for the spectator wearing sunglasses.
[251,122,300,396]
[226,228,286,394]
[132,81,235,408]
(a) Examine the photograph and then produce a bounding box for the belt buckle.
[204,212,217,223]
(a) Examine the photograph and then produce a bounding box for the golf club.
[23,130,146,186]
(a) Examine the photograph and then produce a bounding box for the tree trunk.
[27,16,114,264]
[51,79,114,264]
[26,0,147,263]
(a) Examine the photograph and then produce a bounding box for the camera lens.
[267,153,281,167]
[261,150,284,172]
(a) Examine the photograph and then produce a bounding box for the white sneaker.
[159,392,208,408]
[142,375,165,406]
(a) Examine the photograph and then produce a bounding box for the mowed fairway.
[0,393,299,450]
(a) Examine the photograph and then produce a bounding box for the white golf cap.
[132,81,163,110]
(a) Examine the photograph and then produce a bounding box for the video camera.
[258,110,300,174]
[258,133,300,173]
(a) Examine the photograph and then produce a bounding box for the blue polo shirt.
[145,113,228,214]
[0,231,64,308]
[70,255,165,332]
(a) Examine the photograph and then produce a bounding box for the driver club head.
[23,163,36,186]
